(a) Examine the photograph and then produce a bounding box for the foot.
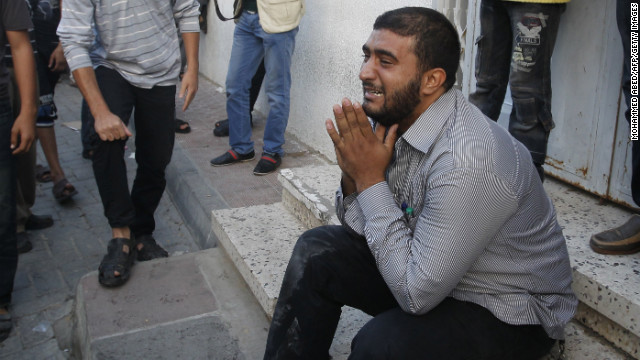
[253,152,282,175]
[52,178,78,203]
[136,234,169,261]
[25,213,53,230]
[17,232,32,254]
[98,238,136,287]
[175,118,191,134]
[590,214,640,255]
[210,149,255,166]
[0,307,11,342]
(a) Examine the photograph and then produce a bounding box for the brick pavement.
[0,76,199,359]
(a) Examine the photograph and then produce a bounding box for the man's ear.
[421,68,447,95]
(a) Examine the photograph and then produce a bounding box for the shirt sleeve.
[357,168,518,315]
[57,0,95,72]
[1,0,33,32]
[174,0,201,33]
[336,185,366,235]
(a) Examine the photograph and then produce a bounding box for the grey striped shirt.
[57,0,200,89]
[336,89,577,339]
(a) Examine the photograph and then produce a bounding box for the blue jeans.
[469,0,565,170]
[226,11,298,156]
[0,98,17,307]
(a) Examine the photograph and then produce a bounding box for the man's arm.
[72,66,131,141]
[7,29,37,154]
[178,31,199,111]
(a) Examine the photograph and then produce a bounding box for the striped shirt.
[57,0,200,89]
[336,89,577,339]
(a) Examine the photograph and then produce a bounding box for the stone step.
[73,248,269,360]
[210,202,373,358]
[277,165,640,359]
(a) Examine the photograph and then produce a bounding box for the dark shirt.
[0,0,33,100]
[243,0,257,12]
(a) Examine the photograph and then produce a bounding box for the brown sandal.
[52,178,78,203]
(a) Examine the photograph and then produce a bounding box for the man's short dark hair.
[374,7,461,90]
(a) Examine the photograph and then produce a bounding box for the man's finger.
[383,124,399,149]
[333,103,351,140]
[341,98,360,137]
[353,101,373,137]
[326,118,343,147]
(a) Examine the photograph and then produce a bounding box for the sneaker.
[253,152,282,175]
[590,214,640,255]
[17,232,33,254]
[210,149,255,166]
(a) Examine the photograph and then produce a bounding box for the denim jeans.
[617,0,640,205]
[263,225,554,360]
[469,0,565,170]
[225,11,298,156]
[0,98,17,307]
[87,67,175,237]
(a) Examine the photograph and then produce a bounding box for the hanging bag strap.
[213,0,241,21]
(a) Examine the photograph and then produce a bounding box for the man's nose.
[359,59,375,81]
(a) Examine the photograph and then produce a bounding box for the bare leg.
[36,127,66,183]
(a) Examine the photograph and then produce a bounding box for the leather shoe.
[590,214,640,255]
[17,232,33,254]
[25,214,53,230]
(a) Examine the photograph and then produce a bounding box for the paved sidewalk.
[0,76,199,359]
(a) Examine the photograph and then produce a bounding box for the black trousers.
[264,225,555,360]
[88,67,175,237]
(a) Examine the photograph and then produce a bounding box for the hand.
[94,111,132,141]
[48,43,68,72]
[179,69,198,111]
[326,98,398,193]
[11,113,35,155]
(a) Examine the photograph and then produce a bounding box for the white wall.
[199,0,432,161]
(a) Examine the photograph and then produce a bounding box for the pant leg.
[0,99,17,307]
[129,85,176,237]
[504,2,565,169]
[349,298,555,360]
[617,0,640,205]
[249,59,266,113]
[15,142,36,233]
[80,99,93,153]
[226,11,266,155]
[469,0,512,120]
[264,225,398,360]
[259,26,297,156]
[89,67,136,229]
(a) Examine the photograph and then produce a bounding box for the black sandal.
[136,235,169,261]
[98,238,136,287]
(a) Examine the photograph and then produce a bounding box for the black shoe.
[17,232,32,254]
[25,214,53,230]
[210,149,255,166]
[136,234,169,261]
[590,214,640,255]
[213,115,253,137]
[253,152,282,175]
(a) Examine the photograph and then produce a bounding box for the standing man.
[57,0,200,287]
[264,7,577,359]
[209,0,304,175]
[0,0,37,341]
[469,0,569,180]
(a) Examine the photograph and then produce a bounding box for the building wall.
[198,0,431,161]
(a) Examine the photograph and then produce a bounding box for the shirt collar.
[400,88,457,154]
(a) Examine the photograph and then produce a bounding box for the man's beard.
[362,76,421,127]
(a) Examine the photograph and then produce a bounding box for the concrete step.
[277,165,640,359]
[72,248,269,360]
[210,202,373,358]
